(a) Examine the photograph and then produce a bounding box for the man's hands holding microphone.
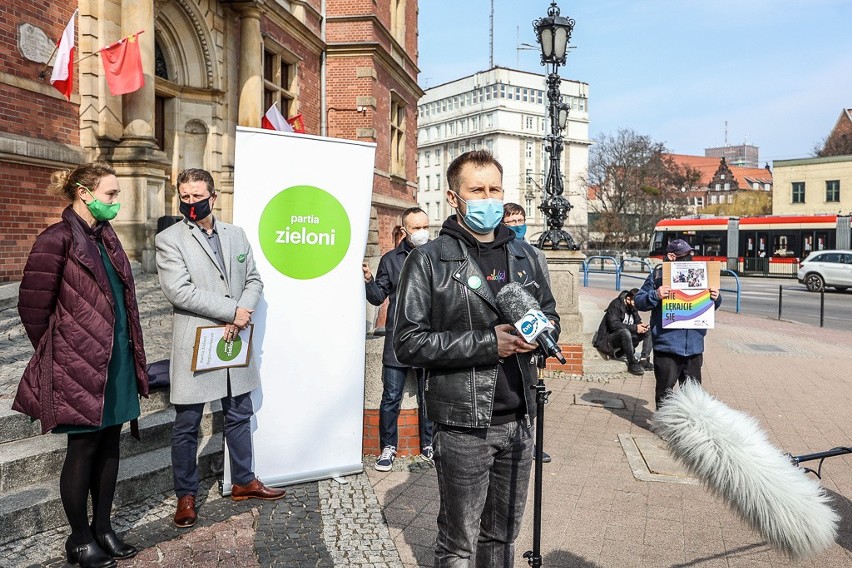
[494,324,538,358]
[224,306,254,342]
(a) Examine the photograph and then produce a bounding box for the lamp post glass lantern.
[533,1,578,250]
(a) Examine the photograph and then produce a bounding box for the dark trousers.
[608,328,652,362]
[379,366,433,450]
[172,390,255,497]
[432,421,533,568]
[653,351,704,409]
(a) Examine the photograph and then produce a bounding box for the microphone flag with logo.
[495,282,565,364]
[652,380,839,560]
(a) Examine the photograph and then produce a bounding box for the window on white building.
[424,150,430,166]
[526,141,533,159]
[390,96,406,176]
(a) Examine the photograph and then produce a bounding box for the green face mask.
[78,183,120,222]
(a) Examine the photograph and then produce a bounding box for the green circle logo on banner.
[258,185,351,279]
[217,335,243,361]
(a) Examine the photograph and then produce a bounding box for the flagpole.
[37,45,59,79]
[43,29,146,74]
[37,9,78,79]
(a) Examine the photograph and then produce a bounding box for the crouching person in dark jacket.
[593,288,652,375]
[14,163,149,568]
[394,150,559,568]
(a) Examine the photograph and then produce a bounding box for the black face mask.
[179,196,212,222]
[678,254,694,262]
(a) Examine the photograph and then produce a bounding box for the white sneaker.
[420,445,434,463]
[374,445,396,472]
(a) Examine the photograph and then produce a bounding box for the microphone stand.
[523,355,552,568]
[787,446,851,479]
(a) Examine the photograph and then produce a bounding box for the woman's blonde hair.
[48,162,116,202]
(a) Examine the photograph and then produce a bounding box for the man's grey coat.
[155,218,263,405]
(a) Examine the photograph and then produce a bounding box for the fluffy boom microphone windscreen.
[651,380,839,559]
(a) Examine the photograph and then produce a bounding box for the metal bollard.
[820,289,825,328]
[778,285,783,320]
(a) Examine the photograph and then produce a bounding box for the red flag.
[287,114,306,133]
[100,32,144,96]
[261,104,293,132]
[50,10,77,99]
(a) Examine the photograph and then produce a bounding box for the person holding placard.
[156,168,284,529]
[634,239,722,409]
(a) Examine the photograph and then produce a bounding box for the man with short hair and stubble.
[362,207,434,471]
[156,168,285,529]
[394,150,559,567]
[634,239,722,409]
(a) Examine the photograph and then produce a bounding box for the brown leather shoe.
[173,495,197,528]
[230,478,286,501]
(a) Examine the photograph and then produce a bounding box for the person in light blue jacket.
[634,239,722,409]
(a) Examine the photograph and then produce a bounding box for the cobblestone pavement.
[1,471,404,568]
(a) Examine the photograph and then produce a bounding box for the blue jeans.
[433,421,533,568]
[172,390,255,497]
[379,366,433,449]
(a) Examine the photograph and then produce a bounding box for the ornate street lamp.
[533,1,578,250]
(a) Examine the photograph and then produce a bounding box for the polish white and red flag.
[261,103,294,132]
[50,10,78,99]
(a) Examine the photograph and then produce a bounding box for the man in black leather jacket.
[394,150,560,568]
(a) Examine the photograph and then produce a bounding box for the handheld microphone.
[652,380,839,560]
[495,282,565,364]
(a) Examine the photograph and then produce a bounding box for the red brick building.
[0,0,421,282]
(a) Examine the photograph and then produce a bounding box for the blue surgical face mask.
[454,193,504,234]
[507,224,527,240]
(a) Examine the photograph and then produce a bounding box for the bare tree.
[583,129,691,249]
[813,132,852,157]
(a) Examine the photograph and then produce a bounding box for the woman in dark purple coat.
[14,163,149,568]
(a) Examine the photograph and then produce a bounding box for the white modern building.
[416,66,590,242]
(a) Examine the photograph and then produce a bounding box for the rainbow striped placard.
[662,289,715,329]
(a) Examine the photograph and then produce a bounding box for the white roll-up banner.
[225,127,375,492]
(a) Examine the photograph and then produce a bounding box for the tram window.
[703,234,723,257]
[772,234,795,257]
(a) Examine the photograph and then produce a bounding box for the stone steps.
[0,402,222,494]
[0,387,224,545]
[0,432,223,545]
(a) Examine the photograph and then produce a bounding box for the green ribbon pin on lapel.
[237,254,246,263]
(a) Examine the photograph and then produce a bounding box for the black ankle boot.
[95,530,138,559]
[65,537,117,568]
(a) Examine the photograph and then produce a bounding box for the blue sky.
[418,0,852,164]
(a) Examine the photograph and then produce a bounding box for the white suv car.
[797,250,852,292]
